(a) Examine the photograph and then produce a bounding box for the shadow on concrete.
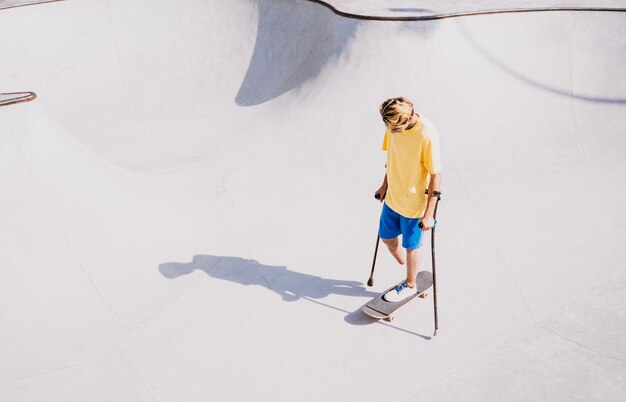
[345,308,433,340]
[160,254,377,302]
[159,254,432,339]
[236,0,359,106]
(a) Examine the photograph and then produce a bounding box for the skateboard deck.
[362,271,433,322]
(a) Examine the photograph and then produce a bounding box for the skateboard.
[362,270,433,322]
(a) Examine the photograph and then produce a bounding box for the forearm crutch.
[368,191,386,287]
[426,190,442,336]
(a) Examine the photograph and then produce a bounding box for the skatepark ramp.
[1,0,625,400]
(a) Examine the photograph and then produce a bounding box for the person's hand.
[419,216,435,231]
[374,185,387,202]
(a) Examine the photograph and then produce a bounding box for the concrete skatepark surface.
[1,0,625,400]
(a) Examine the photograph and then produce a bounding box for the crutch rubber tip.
[433,329,438,336]
[367,278,374,287]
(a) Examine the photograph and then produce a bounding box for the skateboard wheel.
[419,292,428,298]
[385,316,395,322]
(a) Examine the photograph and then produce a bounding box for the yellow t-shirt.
[382,115,442,218]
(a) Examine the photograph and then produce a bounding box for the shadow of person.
[160,255,432,339]
[159,254,378,302]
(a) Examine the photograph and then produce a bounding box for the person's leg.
[405,247,423,288]
[383,216,425,302]
[379,203,404,264]
[401,216,425,288]
[381,237,406,265]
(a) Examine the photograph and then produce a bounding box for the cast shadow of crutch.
[159,255,432,340]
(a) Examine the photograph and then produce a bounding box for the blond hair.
[379,97,414,127]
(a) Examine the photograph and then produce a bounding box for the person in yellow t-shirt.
[373,97,442,302]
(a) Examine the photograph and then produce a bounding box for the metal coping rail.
[307,1,626,21]
[2,1,625,19]
[0,92,37,107]
[0,0,64,11]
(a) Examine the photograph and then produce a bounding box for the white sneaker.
[383,282,416,302]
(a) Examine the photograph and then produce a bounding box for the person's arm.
[375,173,388,202]
[420,172,441,229]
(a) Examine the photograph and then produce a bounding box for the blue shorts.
[379,202,425,250]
